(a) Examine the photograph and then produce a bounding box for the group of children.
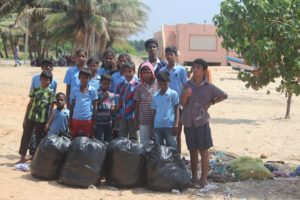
[18,38,228,188]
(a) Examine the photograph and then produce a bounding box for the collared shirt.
[63,65,82,102]
[159,64,188,97]
[71,85,98,120]
[30,74,57,94]
[180,80,227,127]
[110,72,139,93]
[48,108,69,135]
[89,74,101,90]
[96,88,115,125]
[28,87,55,123]
[146,58,166,77]
[151,88,179,128]
[134,80,158,125]
[115,78,139,120]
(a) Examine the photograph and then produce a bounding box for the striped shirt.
[96,88,115,125]
[116,78,139,120]
[28,87,55,123]
[134,80,158,125]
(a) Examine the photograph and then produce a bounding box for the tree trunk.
[285,92,292,119]
[1,35,9,58]
[106,37,114,49]
[0,49,3,58]
[9,35,15,57]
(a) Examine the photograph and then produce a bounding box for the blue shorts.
[184,123,213,151]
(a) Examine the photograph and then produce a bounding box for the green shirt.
[28,87,55,123]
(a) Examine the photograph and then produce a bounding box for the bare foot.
[198,178,208,188]
[25,155,33,161]
[16,157,26,164]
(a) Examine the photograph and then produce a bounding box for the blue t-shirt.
[151,88,179,128]
[89,74,101,90]
[48,108,70,135]
[71,85,98,120]
[63,66,82,102]
[159,64,188,97]
[97,67,113,76]
[110,71,123,93]
[31,74,57,94]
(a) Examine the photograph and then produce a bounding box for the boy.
[151,71,179,149]
[138,38,166,77]
[44,93,70,136]
[17,71,55,163]
[64,49,87,109]
[95,75,115,142]
[181,58,227,187]
[87,58,101,90]
[115,61,139,140]
[30,59,57,93]
[160,46,188,154]
[97,48,117,76]
[70,68,98,138]
[134,62,158,145]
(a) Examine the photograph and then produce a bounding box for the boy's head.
[156,71,170,93]
[102,48,116,69]
[78,68,92,86]
[118,53,131,72]
[75,49,87,68]
[40,71,53,88]
[145,39,159,58]
[87,58,99,75]
[140,62,154,84]
[41,59,54,72]
[100,74,111,91]
[55,92,66,109]
[165,46,178,65]
[122,61,135,81]
[192,58,208,79]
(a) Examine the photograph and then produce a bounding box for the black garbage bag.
[30,134,71,180]
[106,137,146,188]
[60,137,107,187]
[146,145,190,191]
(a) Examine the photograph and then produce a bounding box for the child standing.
[70,68,98,138]
[134,62,158,145]
[64,49,87,109]
[88,58,101,90]
[18,71,55,163]
[44,93,70,136]
[181,58,227,187]
[115,61,139,140]
[98,48,117,76]
[151,71,179,149]
[95,75,115,142]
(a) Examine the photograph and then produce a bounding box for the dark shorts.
[184,123,213,151]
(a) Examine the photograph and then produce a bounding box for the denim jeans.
[95,124,112,142]
[154,128,177,149]
[139,125,153,145]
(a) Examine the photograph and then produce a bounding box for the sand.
[0,64,299,200]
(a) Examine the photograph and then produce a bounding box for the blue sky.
[129,0,223,40]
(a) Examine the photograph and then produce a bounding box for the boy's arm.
[66,84,71,109]
[172,104,179,135]
[135,100,140,125]
[91,99,97,137]
[44,106,54,133]
[23,98,33,128]
[69,98,75,129]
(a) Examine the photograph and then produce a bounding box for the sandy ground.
[0,63,299,200]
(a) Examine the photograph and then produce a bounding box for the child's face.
[118,56,128,69]
[103,54,115,68]
[165,52,177,65]
[40,77,51,88]
[192,64,206,80]
[158,81,168,93]
[123,67,135,81]
[101,80,110,91]
[141,66,153,83]
[55,94,65,109]
[42,64,53,72]
[88,63,98,74]
[147,43,158,57]
[76,52,87,67]
[79,74,90,86]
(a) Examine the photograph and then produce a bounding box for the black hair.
[192,58,208,70]
[75,49,87,57]
[102,48,116,58]
[118,53,131,61]
[40,71,53,82]
[156,71,170,82]
[165,46,178,56]
[145,38,158,49]
[87,57,99,66]
[122,61,135,71]
[55,92,66,99]
[41,59,54,67]
[78,68,92,78]
[100,74,112,82]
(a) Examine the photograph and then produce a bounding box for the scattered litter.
[88,185,97,189]
[223,192,233,200]
[198,183,218,193]
[273,176,298,181]
[107,186,118,191]
[14,163,30,172]
[171,189,181,194]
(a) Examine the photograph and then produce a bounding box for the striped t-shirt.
[134,80,158,125]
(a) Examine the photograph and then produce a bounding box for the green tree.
[214,0,300,118]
